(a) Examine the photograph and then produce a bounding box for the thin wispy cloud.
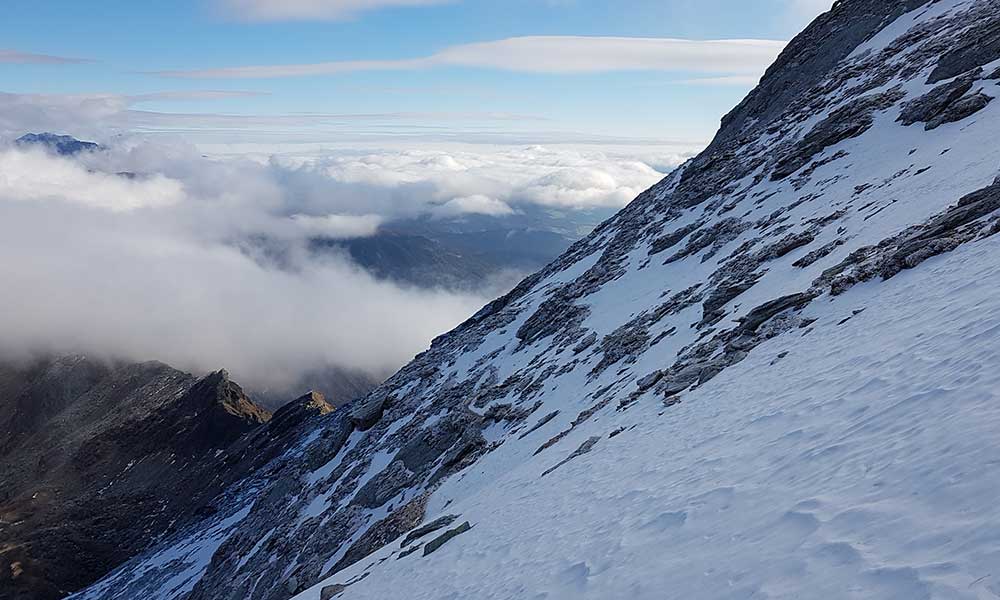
[0,49,92,64]
[216,0,454,21]
[153,36,787,79]
[0,90,706,148]
[128,90,271,103]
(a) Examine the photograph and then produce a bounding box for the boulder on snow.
[320,585,348,600]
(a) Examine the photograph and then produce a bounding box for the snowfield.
[297,231,1000,599]
[74,1,1000,599]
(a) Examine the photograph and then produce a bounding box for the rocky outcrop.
[810,181,1000,297]
[898,68,995,130]
[927,15,1000,83]
[927,91,994,129]
[421,522,472,556]
[771,88,904,180]
[898,69,980,126]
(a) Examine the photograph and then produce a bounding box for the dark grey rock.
[772,88,904,180]
[926,91,994,130]
[635,371,662,392]
[400,514,460,548]
[928,18,1000,83]
[541,436,601,477]
[423,521,472,556]
[898,71,978,126]
[518,410,560,440]
[737,293,816,334]
[327,494,429,575]
[793,239,845,268]
[665,218,750,264]
[320,584,348,600]
[648,222,699,255]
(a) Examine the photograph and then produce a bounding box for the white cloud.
[217,0,452,21]
[0,101,692,391]
[0,92,128,141]
[432,195,514,218]
[0,148,184,211]
[128,90,271,103]
[0,91,690,217]
[0,49,91,64]
[153,36,787,79]
[302,145,680,212]
[289,213,383,238]
[0,144,488,390]
[515,160,656,210]
[433,37,787,75]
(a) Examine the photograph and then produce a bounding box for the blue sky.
[0,0,829,146]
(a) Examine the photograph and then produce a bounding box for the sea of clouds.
[0,95,692,391]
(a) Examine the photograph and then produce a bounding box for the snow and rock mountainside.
[75,1,1000,599]
[0,357,336,600]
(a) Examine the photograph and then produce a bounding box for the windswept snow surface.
[76,1,1000,599]
[297,233,1000,599]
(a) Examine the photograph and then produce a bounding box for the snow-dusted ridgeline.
[76,1,1000,598]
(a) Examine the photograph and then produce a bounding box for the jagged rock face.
[74,1,1000,599]
[0,358,330,600]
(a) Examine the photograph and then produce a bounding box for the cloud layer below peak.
[0,128,688,391]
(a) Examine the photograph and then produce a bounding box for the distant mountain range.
[317,225,577,291]
[313,206,614,291]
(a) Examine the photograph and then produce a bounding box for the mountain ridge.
[0,356,337,600]
[72,1,1000,598]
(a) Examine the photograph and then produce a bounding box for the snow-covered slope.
[75,1,1000,599]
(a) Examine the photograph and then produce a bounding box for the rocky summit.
[69,1,1000,599]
